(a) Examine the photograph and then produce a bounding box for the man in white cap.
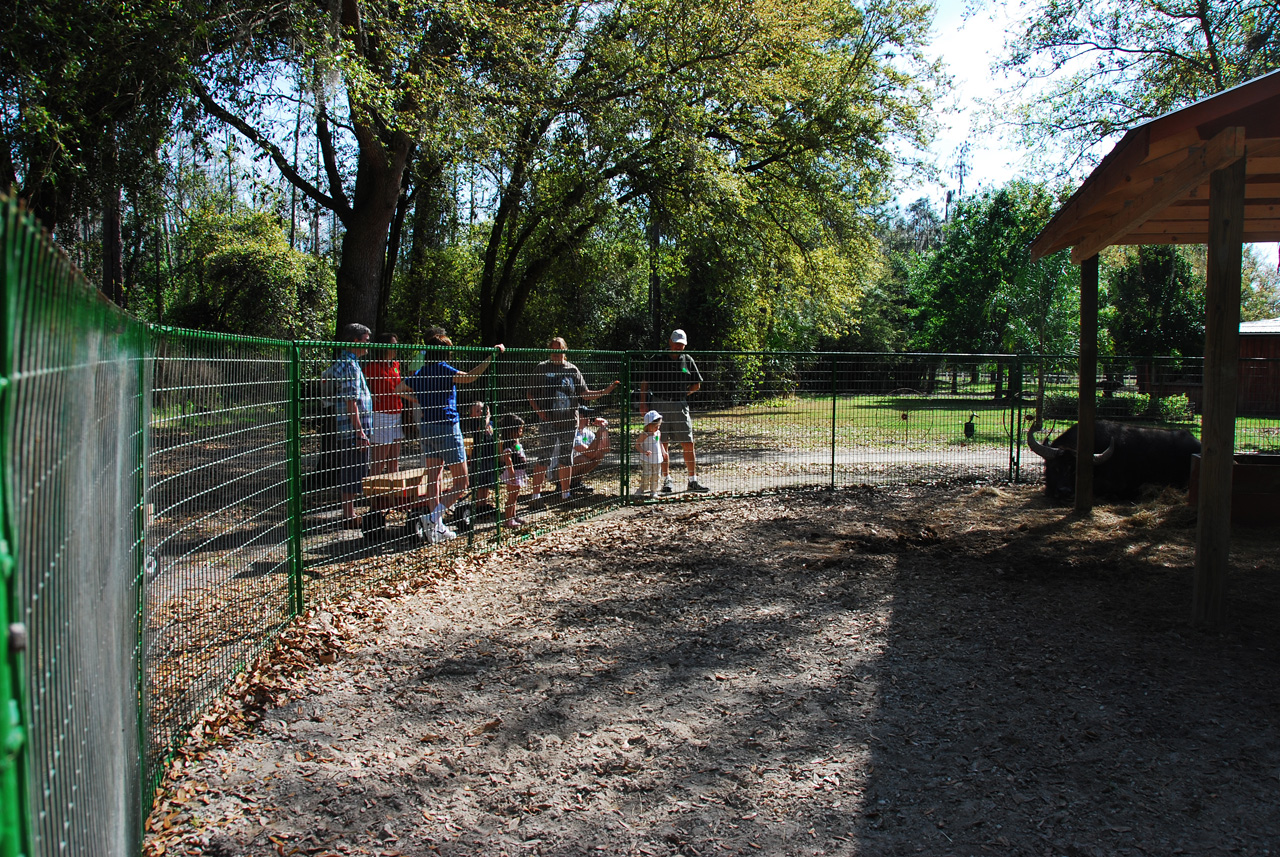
[637,328,709,493]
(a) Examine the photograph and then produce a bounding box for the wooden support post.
[1075,254,1099,513]
[1193,154,1245,627]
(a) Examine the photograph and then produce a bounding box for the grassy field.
[695,393,1280,453]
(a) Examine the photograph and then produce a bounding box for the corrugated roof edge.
[1240,318,1280,334]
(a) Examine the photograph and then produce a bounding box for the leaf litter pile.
[145,484,1280,856]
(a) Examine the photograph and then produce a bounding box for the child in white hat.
[633,410,667,498]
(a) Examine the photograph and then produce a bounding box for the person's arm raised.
[456,344,505,384]
[581,379,620,402]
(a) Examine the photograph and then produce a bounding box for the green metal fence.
[2,199,1279,856]
[2,201,149,857]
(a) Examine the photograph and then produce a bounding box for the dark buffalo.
[1027,420,1202,500]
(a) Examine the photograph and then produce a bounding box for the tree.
[829,198,943,353]
[166,203,336,339]
[910,181,1076,355]
[193,0,483,333]
[1104,245,1205,357]
[1241,247,1280,321]
[0,0,218,302]
[1171,243,1278,323]
[999,0,1280,170]
[450,0,937,344]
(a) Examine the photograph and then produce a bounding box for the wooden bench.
[362,467,429,500]
[362,436,476,507]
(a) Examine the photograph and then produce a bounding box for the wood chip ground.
[145,484,1280,857]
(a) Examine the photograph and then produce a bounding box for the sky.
[899,0,1031,213]
[908,0,1280,267]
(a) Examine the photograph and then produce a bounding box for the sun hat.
[669,329,688,345]
[643,410,662,425]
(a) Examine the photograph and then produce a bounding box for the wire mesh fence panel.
[1232,356,1280,451]
[830,354,1024,487]
[495,345,627,524]
[297,341,493,591]
[2,200,146,857]
[143,331,295,786]
[292,342,627,598]
[637,351,837,495]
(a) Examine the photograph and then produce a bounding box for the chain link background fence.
[2,200,1279,855]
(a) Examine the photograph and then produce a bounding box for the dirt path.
[146,484,1280,857]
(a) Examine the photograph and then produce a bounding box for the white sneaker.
[420,516,442,544]
[661,476,674,494]
[435,520,458,541]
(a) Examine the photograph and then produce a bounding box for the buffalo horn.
[1094,440,1115,464]
[1027,426,1062,460]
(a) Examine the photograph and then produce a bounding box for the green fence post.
[288,341,305,616]
[830,353,838,489]
[477,347,500,549]
[1010,356,1023,482]
[622,353,632,503]
[134,323,153,832]
[0,199,30,857]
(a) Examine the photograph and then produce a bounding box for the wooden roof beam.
[1114,222,1280,243]
[1029,126,1152,260]
[1068,126,1246,263]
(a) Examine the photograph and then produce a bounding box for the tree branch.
[191,78,342,216]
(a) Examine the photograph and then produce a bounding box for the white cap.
[670,329,688,345]
[643,410,662,425]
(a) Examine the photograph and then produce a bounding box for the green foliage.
[1042,390,1196,422]
[820,199,941,353]
[909,180,1077,355]
[190,0,940,341]
[1240,246,1280,321]
[167,205,335,339]
[1157,393,1195,422]
[1001,0,1280,168]
[465,0,940,345]
[1103,245,1204,358]
[1,0,206,230]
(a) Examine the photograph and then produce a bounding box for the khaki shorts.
[532,417,577,471]
[650,399,693,444]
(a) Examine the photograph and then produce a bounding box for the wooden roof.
[1030,70,1280,263]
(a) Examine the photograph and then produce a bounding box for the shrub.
[1043,391,1150,420]
[1157,393,1195,422]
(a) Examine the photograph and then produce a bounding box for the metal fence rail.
[143,330,295,788]
[2,198,1279,856]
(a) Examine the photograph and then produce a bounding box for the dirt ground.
[144,483,1280,857]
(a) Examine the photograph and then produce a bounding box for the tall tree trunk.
[334,134,412,332]
[648,197,662,341]
[102,182,125,307]
[378,176,412,336]
[400,160,452,338]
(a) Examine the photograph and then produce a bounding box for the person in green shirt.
[637,328,710,493]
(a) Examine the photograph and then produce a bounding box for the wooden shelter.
[1030,69,1280,627]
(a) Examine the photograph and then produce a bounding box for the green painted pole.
[830,354,838,489]
[622,353,632,503]
[287,342,305,615]
[134,323,153,829]
[0,199,30,857]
